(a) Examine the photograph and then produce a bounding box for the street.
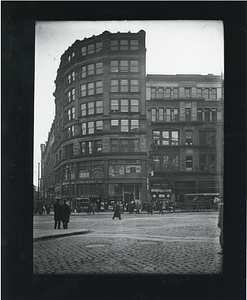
[33,211,222,275]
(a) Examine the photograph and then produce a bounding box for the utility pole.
[38,162,40,201]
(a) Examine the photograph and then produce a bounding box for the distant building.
[41,31,223,210]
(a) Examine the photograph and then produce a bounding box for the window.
[88,44,94,54]
[71,107,75,119]
[208,154,216,171]
[96,120,103,132]
[80,142,86,155]
[121,99,128,112]
[151,87,156,99]
[67,125,75,138]
[111,140,119,152]
[162,131,169,145]
[81,46,86,56]
[197,88,202,98]
[121,119,129,132]
[158,109,164,121]
[130,40,138,50]
[158,88,164,98]
[173,108,179,121]
[120,40,128,50]
[211,88,217,99]
[111,40,118,50]
[205,108,210,121]
[171,155,179,171]
[185,88,191,98]
[173,88,178,98]
[130,99,139,112]
[68,55,71,62]
[111,80,118,92]
[199,130,215,146]
[153,155,161,170]
[87,64,94,76]
[130,139,140,152]
[96,62,103,74]
[67,88,75,103]
[212,108,217,122]
[186,131,193,145]
[185,108,191,122]
[130,60,138,72]
[162,155,170,171]
[111,120,119,131]
[96,81,103,94]
[96,42,102,52]
[204,88,209,99]
[110,61,118,72]
[131,120,139,131]
[199,131,206,145]
[88,121,94,134]
[72,71,75,82]
[88,82,94,95]
[208,132,215,146]
[88,141,94,154]
[153,130,160,145]
[88,102,94,115]
[126,165,141,173]
[120,79,128,92]
[130,79,139,92]
[199,154,207,171]
[81,84,86,97]
[111,99,119,112]
[165,88,171,98]
[81,103,86,116]
[120,60,128,72]
[78,162,90,178]
[68,74,71,84]
[186,151,193,171]
[151,108,157,122]
[120,139,129,152]
[166,109,171,122]
[96,140,102,153]
[109,164,124,177]
[81,123,87,135]
[171,131,179,145]
[96,100,103,114]
[197,108,202,121]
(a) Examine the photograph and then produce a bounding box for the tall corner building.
[52,30,148,208]
[41,30,223,209]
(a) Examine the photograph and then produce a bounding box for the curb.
[33,229,91,242]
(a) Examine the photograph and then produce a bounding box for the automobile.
[76,198,90,213]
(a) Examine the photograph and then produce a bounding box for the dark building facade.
[146,74,223,203]
[40,31,223,210]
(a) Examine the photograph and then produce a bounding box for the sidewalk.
[33,228,90,241]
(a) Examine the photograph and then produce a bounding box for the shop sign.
[79,180,103,184]
[81,194,99,198]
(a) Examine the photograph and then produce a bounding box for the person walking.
[217,201,223,254]
[61,200,71,229]
[53,199,62,229]
[112,202,122,220]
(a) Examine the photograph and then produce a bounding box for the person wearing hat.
[61,200,71,229]
[53,199,62,229]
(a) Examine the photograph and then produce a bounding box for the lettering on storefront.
[198,181,219,188]
[80,195,100,198]
[79,180,103,184]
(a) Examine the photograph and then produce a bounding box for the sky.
[34,20,224,186]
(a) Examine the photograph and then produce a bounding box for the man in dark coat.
[112,202,122,220]
[53,199,62,229]
[61,200,71,229]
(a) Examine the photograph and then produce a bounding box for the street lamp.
[66,163,72,209]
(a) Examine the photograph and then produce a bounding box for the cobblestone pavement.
[33,211,222,275]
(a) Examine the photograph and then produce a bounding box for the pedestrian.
[61,200,71,229]
[135,201,140,214]
[112,201,122,220]
[217,201,223,254]
[53,199,62,229]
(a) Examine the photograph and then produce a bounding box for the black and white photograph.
[33,20,224,275]
[2,2,246,299]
